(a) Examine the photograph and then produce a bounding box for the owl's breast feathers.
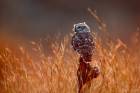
[71,32,95,55]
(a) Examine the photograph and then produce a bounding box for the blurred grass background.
[0,29,140,93]
[0,0,140,93]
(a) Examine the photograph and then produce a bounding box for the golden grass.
[0,31,140,93]
[0,8,140,93]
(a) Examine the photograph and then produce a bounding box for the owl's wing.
[71,34,81,52]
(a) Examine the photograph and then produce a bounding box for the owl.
[71,22,95,61]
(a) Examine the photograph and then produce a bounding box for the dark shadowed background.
[0,0,140,41]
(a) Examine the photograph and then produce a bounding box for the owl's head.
[73,22,90,33]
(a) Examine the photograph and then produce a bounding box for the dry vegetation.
[0,9,140,93]
[0,31,140,93]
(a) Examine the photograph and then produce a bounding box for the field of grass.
[0,30,140,93]
[0,9,140,93]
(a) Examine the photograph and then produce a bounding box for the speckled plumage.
[71,22,95,61]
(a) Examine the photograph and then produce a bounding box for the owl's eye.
[77,26,81,29]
